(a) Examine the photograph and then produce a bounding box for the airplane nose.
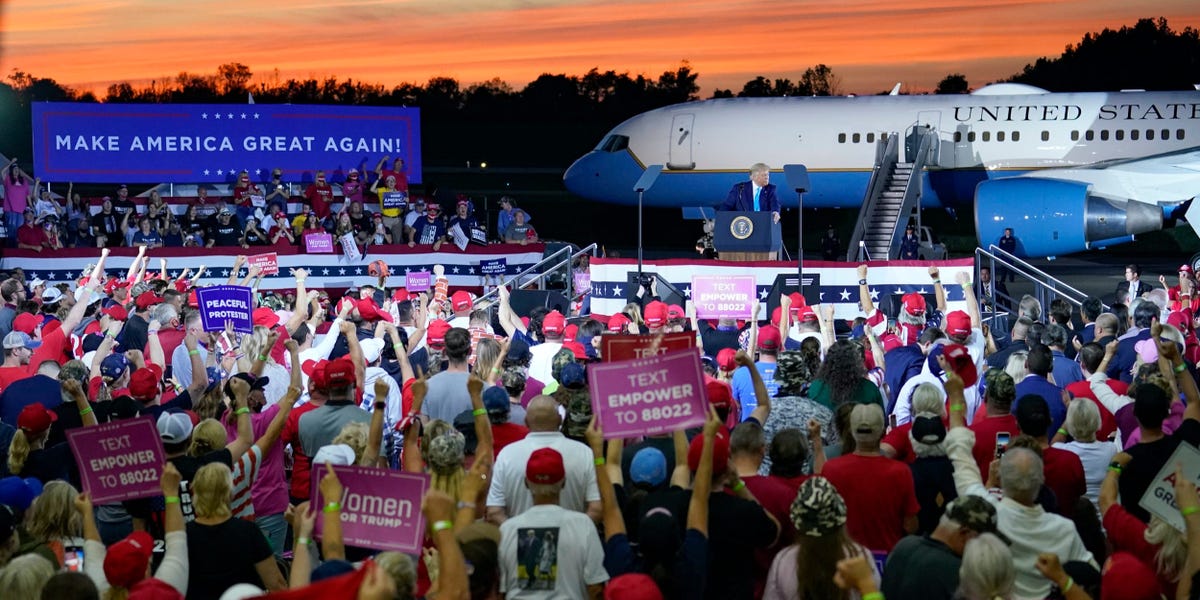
[563,153,601,197]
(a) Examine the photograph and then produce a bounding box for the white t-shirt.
[527,341,563,384]
[487,432,600,518]
[361,366,402,427]
[499,504,609,600]
[1052,440,1118,509]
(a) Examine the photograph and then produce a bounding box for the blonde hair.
[26,481,81,541]
[375,551,417,599]
[1004,351,1028,383]
[333,422,368,465]
[1065,399,1101,442]
[241,326,276,367]
[192,463,233,520]
[1145,516,1187,581]
[6,428,42,476]
[911,382,945,416]
[474,338,502,375]
[189,419,227,457]
[421,420,466,500]
[958,533,1014,600]
[0,553,55,600]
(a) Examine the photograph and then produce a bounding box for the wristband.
[1108,462,1123,473]
[257,354,268,362]
[1060,577,1073,594]
[858,279,867,285]
[949,404,965,413]
[1057,428,1068,437]
[297,536,313,546]
[730,480,746,493]
[393,343,403,354]
[148,330,160,335]
[457,501,476,511]
[863,594,884,600]
[1175,362,1187,374]
[104,330,116,339]
[164,496,180,505]
[79,407,93,417]
[323,502,342,513]
[472,408,487,417]
[594,457,606,466]
[235,407,250,416]
[188,349,200,356]
[1184,506,1200,517]
[931,279,941,285]
[432,520,453,532]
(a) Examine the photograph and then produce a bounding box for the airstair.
[846,128,937,261]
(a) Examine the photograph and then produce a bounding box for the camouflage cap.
[775,350,814,396]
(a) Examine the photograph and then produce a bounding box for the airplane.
[562,83,1200,258]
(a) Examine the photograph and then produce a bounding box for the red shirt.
[159,329,186,368]
[232,184,262,208]
[282,402,322,500]
[1042,446,1086,516]
[1103,505,1173,597]
[380,169,408,192]
[968,413,1020,476]
[489,422,529,457]
[821,453,919,552]
[882,423,916,464]
[16,224,48,249]
[742,474,798,599]
[304,183,333,218]
[1064,380,1123,441]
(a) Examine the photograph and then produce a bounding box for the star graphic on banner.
[404,267,411,274]
[338,268,346,275]
[201,113,208,119]
[321,269,330,275]
[253,113,260,119]
[64,272,73,280]
[354,268,363,275]
[169,271,179,279]
[241,113,247,119]
[227,113,234,119]
[255,169,261,175]
[683,286,692,298]
[839,289,852,301]
[214,113,221,120]
[819,292,825,300]
[29,272,40,280]
[229,167,235,174]
[759,289,769,300]
[917,288,928,294]
[221,270,230,277]
[216,169,223,176]
[467,267,476,274]
[869,288,880,300]
[612,285,623,298]
[451,266,460,274]
[203,170,210,176]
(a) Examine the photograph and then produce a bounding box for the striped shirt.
[231,445,263,521]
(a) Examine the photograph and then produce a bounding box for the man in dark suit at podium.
[721,163,780,223]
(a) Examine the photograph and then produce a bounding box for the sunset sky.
[2,0,1198,97]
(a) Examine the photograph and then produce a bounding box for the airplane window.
[867,132,875,143]
[1131,129,1140,140]
[1070,131,1079,141]
[1041,131,1050,142]
[1146,129,1155,140]
[1012,131,1020,142]
[838,133,846,143]
[1115,130,1125,141]
[954,131,962,143]
[982,131,991,142]
[852,133,861,143]
[599,135,630,152]
[1179,129,1186,140]
[1162,129,1171,140]
[997,131,1006,142]
[1100,130,1109,141]
[968,131,976,142]
[1085,130,1095,141]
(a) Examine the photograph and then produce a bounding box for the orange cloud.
[2,0,1198,95]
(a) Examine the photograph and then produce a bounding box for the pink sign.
[589,348,707,439]
[601,332,695,363]
[691,275,757,319]
[67,417,165,504]
[407,271,432,292]
[247,252,279,276]
[311,465,429,553]
[304,232,335,253]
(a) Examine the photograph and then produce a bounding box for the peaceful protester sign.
[589,348,707,439]
[311,465,430,553]
[196,285,254,334]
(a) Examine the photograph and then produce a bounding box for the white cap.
[360,338,384,364]
[312,444,357,466]
[219,583,266,600]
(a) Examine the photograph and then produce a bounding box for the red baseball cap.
[17,402,57,434]
[427,319,451,348]
[946,310,971,337]
[1101,552,1163,600]
[757,325,782,351]
[526,447,565,485]
[104,278,131,295]
[356,299,392,323]
[451,290,472,312]
[135,291,163,311]
[564,340,588,360]
[252,307,280,329]
[542,310,566,335]
[1180,264,1194,274]
[391,288,409,302]
[706,379,732,409]
[716,348,738,372]
[102,305,129,322]
[563,324,578,343]
[324,357,355,389]
[901,293,926,316]
[104,531,155,589]
[11,312,39,336]
[605,574,663,600]
[643,301,668,328]
[687,428,729,474]
[128,364,163,402]
[789,292,806,310]
[667,304,685,321]
[941,343,978,388]
[796,305,818,322]
[607,313,630,333]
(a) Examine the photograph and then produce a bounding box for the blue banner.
[31,102,421,185]
[196,285,254,334]
[479,258,507,275]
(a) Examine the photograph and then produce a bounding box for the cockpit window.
[599,134,630,152]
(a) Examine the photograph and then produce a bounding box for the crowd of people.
[1,238,1200,600]
[2,158,538,252]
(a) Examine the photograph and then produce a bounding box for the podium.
[713,211,781,261]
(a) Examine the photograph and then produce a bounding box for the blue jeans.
[257,512,288,557]
[3,211,22,246]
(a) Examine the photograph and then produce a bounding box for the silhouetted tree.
[217,62,253,96]
[801,64,840,96]
[935,73,969,94]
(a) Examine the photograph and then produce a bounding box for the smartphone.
[63,548,84,572]
[995,432,1011,459]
